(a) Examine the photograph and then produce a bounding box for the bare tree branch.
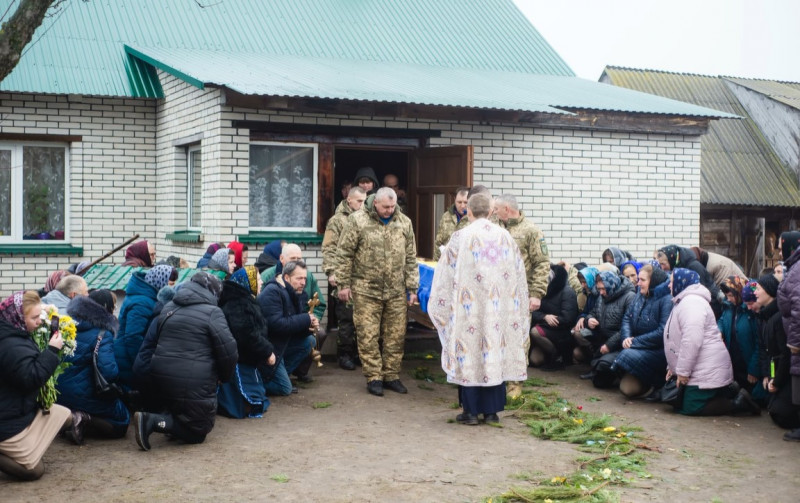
[0,0,55,83]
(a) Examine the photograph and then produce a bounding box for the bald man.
[382,173,408,214]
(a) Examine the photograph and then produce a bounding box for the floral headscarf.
[229,268,252,294]
[0,291,27,331]
[720,275,747,305]
[658,245,680,270]
[741,280,758,303]
[245,265,259,295]
[671,268,700,297]
[44,270,70,293]
[144,264,174,292]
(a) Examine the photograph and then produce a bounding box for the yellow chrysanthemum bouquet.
[30,305,78,410]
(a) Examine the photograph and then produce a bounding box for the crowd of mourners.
[1,173,799,482]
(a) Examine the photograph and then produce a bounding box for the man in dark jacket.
[258,260,318,396]
[133,272,237,451]
[353,166,379,196]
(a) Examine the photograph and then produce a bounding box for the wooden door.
[408,146,473,259]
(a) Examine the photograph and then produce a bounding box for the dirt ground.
[2,354,796,502]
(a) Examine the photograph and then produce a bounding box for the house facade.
[0,0,730,297]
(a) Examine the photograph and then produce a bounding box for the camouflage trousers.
[352,293,407,382]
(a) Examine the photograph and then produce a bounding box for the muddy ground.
[2,351,795,502]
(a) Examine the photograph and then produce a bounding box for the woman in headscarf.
[611,265,673,398]
[133,272,237,450]
[255,240,283,274]
[114,264,174,388]
[41,270,71,297]
[122,240,155,268]
[227,240,249,271]
[529,264,579,370]
[619,260,642,288]
[196,243,222,269]
[217,266,276,418]
[206,247,234,276]
[718,276,764,400]
[664,269,759,416]
[657,244,723,319]
[602,247,635,268]
[0,291,73,480]
[57,290,130,443]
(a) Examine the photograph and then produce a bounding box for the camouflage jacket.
[336,195,419,300]
[322,200,353,277]
[433,205,469,261]
[502,213,550,300]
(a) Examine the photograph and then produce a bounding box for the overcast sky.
[513,0,800,82]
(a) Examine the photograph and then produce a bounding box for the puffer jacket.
[587,274,635,347]
[530,265,579,339]
[664,284,732,389]
[778,247,800,376]
[617,280,673,351]
[114,271,159,387]
[0,320,61,441]
[58,296,129,426]
[258,279,311,349]
[149,281,238,436]
[335,194,419,300]
[219,280,274,367]
[717,301,761,385]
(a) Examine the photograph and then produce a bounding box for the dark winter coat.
[717,301,761,386]
[258,279,311,349]
[530,265,579,341]
[611,280,672,386]
[664,246,722,314]
[587,278,635,347]
[149,281,238,436]
[57,296,129,426]
[778,247,800,376]
[132,286,175,389]
[0,320,60,441]
[759,300,791,390]
[114,271,159,387]
[219,280,275,366]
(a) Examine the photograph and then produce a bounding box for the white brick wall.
[0,77,701,297]
[0,92,157,297]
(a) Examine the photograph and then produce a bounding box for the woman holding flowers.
[0,291,74,480]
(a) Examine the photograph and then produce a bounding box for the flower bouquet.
[30,305,77,410]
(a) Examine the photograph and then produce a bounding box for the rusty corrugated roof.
[602,66,800,208]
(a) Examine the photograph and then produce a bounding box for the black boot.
[66,411,91,446]
[338,354,356,371]
[731,389,761,416]
[134,412,171,451]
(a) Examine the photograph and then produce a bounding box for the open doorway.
[333,148,410,206]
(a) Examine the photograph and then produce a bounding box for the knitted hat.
[757,274,779,299]
[741,280,758,303]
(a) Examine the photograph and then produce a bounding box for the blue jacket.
[718,301,760,381]
[616,281,673,351]
[257,279,311,349]
[58,296,129,426]
[114,271,158,387]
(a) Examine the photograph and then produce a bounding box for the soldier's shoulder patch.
[540,238,549,255]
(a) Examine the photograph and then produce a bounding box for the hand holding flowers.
[30,305,78,410]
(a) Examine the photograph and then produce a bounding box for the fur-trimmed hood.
[67,295,119,333]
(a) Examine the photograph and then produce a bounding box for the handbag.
[93,330,122,400]
[660,376,685,409]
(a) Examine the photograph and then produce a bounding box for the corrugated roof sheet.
[83,265,227,291]
[1,0,573,98]
[126,45,735,117]
[603,66,800,207]
[725,78,800,111]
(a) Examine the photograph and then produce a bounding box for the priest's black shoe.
[383,379,408,394]
[456,413,478,425]
[483,413,500,424]
[367,380,384,396]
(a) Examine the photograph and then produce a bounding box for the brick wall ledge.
[238,231,323,245]
[166,230,203,243]
[0,244,84,256]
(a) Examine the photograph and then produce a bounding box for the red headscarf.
[228,241,245,269]
[44,270,70,293]
[122,240,152,268]
[0,292,27,331]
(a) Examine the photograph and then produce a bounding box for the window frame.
[187,145,202,231]
[0,141,70,244]
[248,140,319,233]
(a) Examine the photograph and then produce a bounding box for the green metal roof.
[1,0,573,98]
[83,265,227,291]
[602,66,800,208]
[126,44,734,117]
[725,78,800,111]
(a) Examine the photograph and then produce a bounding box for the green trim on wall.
[0,244,84,256]
[166,230,203,243]
[238,231,323,245]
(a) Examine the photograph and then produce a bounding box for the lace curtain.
[0,150,10,236]
[22,146,66,239]
[249,144,315,229]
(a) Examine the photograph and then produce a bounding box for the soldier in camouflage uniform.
[433,187,470,261]
[322,186,367,370]
[336,187,419,397]
[495,193,551,395]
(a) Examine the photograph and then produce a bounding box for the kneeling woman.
[529,264,579,370]
[0,291,74,480]
[664,269,759,416]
